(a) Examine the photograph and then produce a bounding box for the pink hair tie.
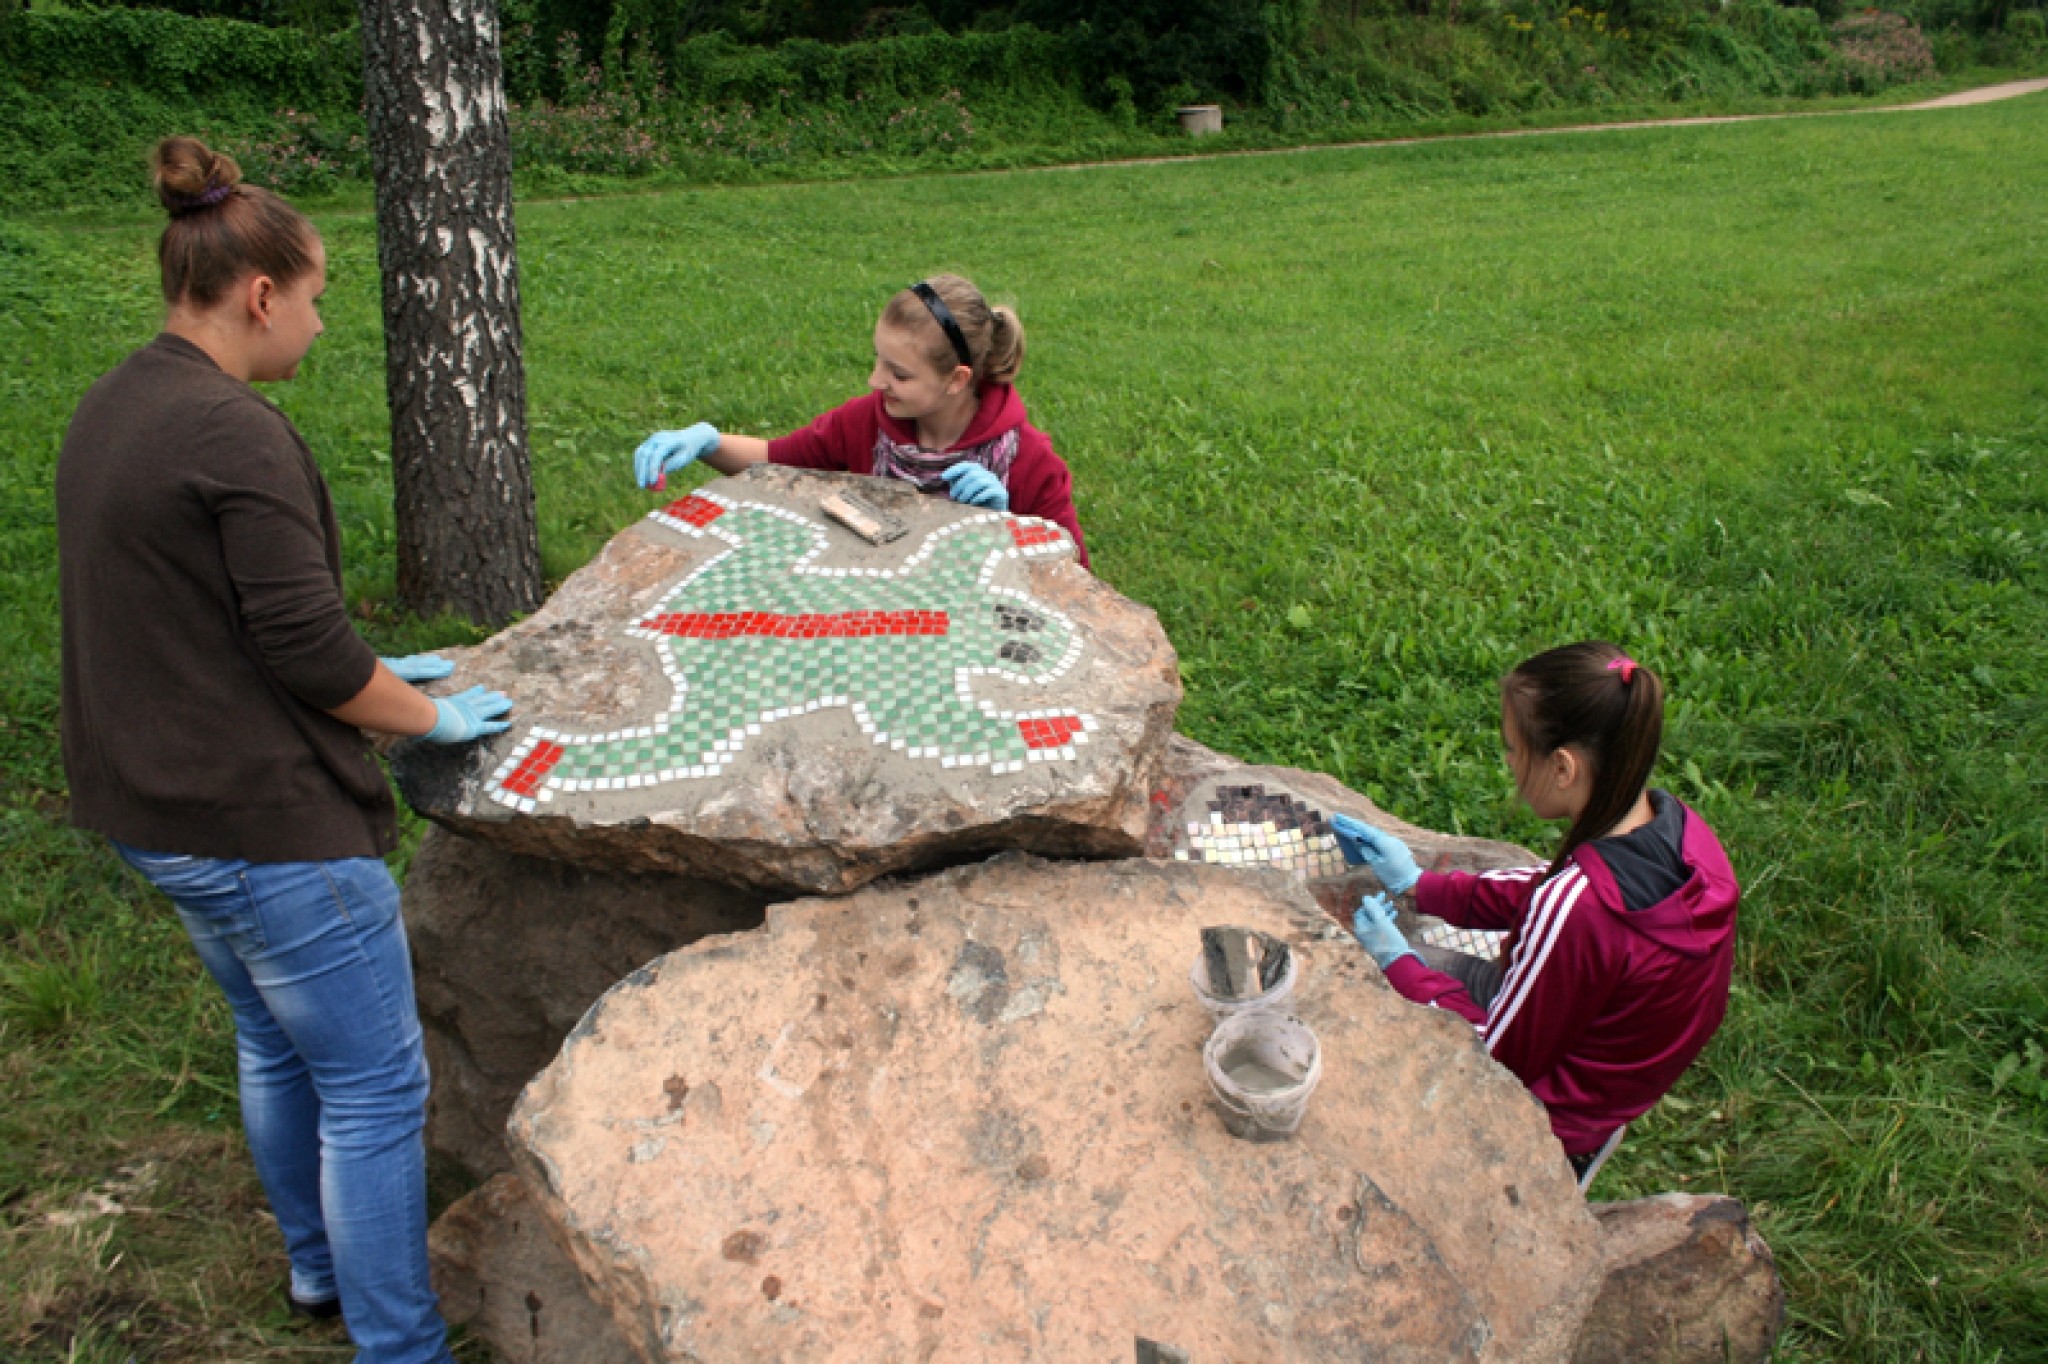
[1607,656,1638,684]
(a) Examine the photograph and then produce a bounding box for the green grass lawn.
[3,95,2045,1360]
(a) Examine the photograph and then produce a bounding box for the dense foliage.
[3,0,2040,213]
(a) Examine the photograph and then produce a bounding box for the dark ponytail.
[1501,641,1665,879]
[152,136,318,307]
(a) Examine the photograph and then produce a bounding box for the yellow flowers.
[1503,8,1617,36]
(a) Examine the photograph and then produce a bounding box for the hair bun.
[153,136,244,217]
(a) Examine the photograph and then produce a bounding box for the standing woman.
[56,138,508,1363]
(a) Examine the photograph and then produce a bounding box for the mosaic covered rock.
[1147,733,1542,957]
[507,855,1603,1362]
[402,826,770,1178]
[393,466,1180,895]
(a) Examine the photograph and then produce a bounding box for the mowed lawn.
[3,96,2045,1360]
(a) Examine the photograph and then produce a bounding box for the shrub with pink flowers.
[1829,11,1937,90]
[510,101,674,176]
[231,108,367,193]
[500,33,984,179]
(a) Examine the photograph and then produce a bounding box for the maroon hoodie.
[766,386,1089,567]
[1385,793,1740,1156]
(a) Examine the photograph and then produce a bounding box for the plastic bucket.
[1187,929,1294,1015]
[1203,1011,1323,1140]
[1189,927,1299,1021]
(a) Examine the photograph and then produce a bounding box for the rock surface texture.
[1571,1193,1785,1364]
[507,855,1603,1362]
[404,827,771,1178]
[392,466,1180,895]
[430,1172,637,1364]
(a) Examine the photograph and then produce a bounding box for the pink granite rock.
[393,466,1180,896]
[404,827,772,1178]
[430,1172,637,1364]
[1571,1193,1785,1363]
[407,734,1547,1180]
[508,855,1603,1362]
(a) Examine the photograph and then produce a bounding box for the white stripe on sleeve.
[1482,867,1574,1027]
[1482,867,1588,1053]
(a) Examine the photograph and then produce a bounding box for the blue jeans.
[115,844,454,1364]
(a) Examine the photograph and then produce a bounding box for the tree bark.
[358,0,544,625]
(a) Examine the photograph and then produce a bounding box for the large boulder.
[407,736,1550,1183]
[1571,1194,1785,1363]
[405,827,771,1178]
[393,466,1180,896]
[507,855,1604,1362]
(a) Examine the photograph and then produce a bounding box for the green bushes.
[1292,0,1923,115]
[654,24,1086,110]
[0,1,2028,214]
[494,0,1306,107]
[0,10,362,209]
[6,7,360,107]
[1996,7,2048,56]
[502,23,1114,188]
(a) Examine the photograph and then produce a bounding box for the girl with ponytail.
[1332,642,1740,1185]
[631,272,1090,565]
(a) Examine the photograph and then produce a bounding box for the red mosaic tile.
[1007,519,1066,550]
[1017,715,1085,750]
[637,610,953,640]
[501,740,564,797]
[662,495,726,528]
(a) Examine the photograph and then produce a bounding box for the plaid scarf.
[870,426,1019,493]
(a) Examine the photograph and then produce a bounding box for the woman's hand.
[1329,813,1423,895]
[940,463,1009,511]
[380,653,454,684]
[1352,892,1420,971]
[423,686,513,744]
[634,423,721,490]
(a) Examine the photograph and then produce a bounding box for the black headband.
[910,280,974,372]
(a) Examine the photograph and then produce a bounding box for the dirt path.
[1900,76,2048,107]
[1032,77,2048,176]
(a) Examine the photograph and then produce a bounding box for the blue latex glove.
[633,423,721,490]
[940,462,1009,511]
[1352,892,1420,971]
[381,653,455,684]
[423,686,513,744]
[1329,812,1423,896]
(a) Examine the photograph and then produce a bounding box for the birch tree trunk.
[358,0,544,625]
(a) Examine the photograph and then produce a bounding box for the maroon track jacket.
[1385,797,1740,1156]
[766,386,1089,567]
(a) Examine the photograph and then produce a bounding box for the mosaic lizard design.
[486,491,1095,813]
